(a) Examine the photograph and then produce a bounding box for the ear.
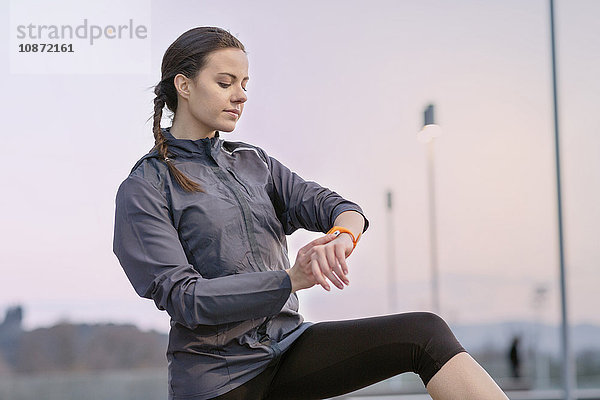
[173,73,191,100]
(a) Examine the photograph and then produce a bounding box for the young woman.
[113,26,509,400]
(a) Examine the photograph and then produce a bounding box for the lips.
[224,109,240,117]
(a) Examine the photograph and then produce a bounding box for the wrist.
[338,232,354,246]
[327,226,360,249]
[285,269,299,293]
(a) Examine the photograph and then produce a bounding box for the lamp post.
[548,1,575,398]
[417,104,442,315]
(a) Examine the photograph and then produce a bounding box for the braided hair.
[147,27,246,192]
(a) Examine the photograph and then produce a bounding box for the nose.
[232,85,247,104]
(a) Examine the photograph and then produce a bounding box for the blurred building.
[0,305,24,368]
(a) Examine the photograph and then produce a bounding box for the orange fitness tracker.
[327,226,361,250]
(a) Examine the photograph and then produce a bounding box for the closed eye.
[219,82,247,92]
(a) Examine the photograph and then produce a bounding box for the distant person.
[112,26,509,400]
[509,336,521,379]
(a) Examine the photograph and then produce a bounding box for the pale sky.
[1,0,598,334]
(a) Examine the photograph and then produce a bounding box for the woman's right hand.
[286,233,350,293]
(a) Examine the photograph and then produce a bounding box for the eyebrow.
[217,72,249,81]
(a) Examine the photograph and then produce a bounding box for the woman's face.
[176,48,249,136]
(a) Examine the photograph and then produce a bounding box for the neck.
[170,114,216,140]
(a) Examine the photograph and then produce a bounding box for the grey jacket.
[112,127,369,399]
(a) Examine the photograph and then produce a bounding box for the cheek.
[190,95,216,118]
[191,84,219,108]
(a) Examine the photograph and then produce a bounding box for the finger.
[334,244,350,278]
[316,250,344,290]
[326,245,348,285]
[311,257,330,291]
[299,234,336,255]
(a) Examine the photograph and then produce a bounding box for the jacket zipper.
[208,148,278,355]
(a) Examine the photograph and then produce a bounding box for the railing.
[1,369,599,400]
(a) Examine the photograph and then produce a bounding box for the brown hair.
[147,27,246,192]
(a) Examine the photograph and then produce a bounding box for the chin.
[218,126,236,133]
[217,122,238,133]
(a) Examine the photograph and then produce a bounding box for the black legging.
[213,312,466,400]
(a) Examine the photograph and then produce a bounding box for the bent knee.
[412,313,465,384]
[404,312,452,339]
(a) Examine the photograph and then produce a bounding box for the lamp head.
[417,124,442,143]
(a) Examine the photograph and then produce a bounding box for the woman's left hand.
[312,232,354,290]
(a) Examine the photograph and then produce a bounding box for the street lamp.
[417,105,442,144]
[418,104,442,315]
[548,1,575,398]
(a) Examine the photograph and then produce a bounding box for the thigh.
[265,312,465,400]
[211,362,277,400]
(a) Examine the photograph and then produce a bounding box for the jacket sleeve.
[112,175,293,329]
[256,147,370,236]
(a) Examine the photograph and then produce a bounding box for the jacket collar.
[161,126,222,158]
